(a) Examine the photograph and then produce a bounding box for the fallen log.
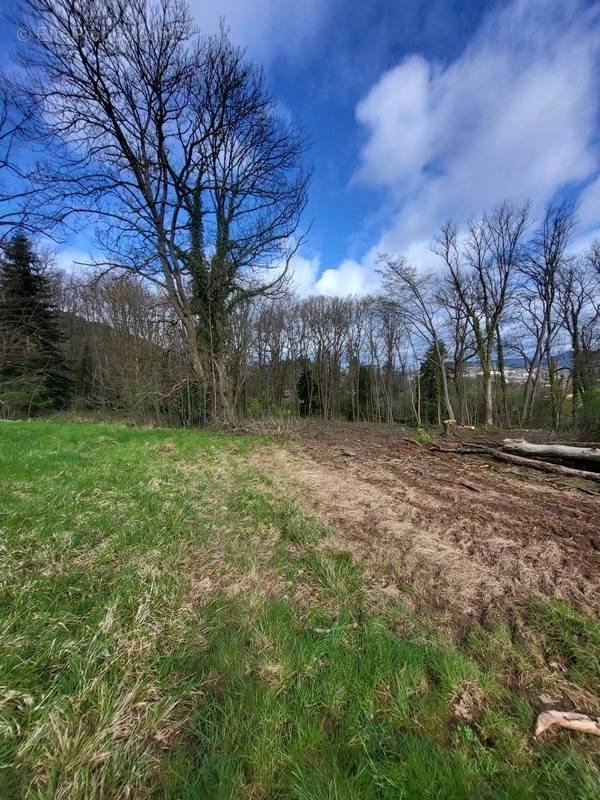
[503,439,600,465]
[461,440,503,448]
[457,444,494,454]
[448,445,600,483]
[493,450,600,484]
[552,441,600,448]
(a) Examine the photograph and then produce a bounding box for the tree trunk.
[492,450,600,483]
[496,327,510,427]
[572,338,581,425]
[196,305,235,424]
[522,331,545,424]
[452,363,467,425]
[211,349,234,422]
[546,356,562,431]
[435,339,455,422]
[451,443,600,481]
[483,364,493,426]
[502,439,600,465]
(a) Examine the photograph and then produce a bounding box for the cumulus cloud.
[319,0,600,289]
[313,258,378,296]
[355,55,432,188]
[288,249,384,296]
[288,252,321,296]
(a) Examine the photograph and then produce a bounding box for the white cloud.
[319,0,600,290]
[188,0,332,63]
[289,250,383,297]
[288,251,321,295]
[355,55,432,188]
[314,258,378,296]
[54,248,97,275]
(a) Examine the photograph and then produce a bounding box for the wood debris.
[535,710,600,738]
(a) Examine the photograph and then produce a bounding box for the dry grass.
[250,432,600,623]
[1,420,599,799]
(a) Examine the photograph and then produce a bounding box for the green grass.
[0,420,598,799]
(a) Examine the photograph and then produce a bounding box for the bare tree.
[346,297,369,422]
[23,218,597,432]
[436,279,476,424]
[379,255,455,422]
[0,82,38,239]
[519,201,576,426]
[587,239,600,287]
[487,202,530,426]
[299,296,351,419]
[372,298,403,423]
[437,201,529,426]
[17,0,308,421]
[557,255,600,424]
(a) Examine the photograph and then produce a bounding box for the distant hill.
[502,351,573,369]
[462,351,574,370]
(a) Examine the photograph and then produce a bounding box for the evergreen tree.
[75,340,95,408]
[0,232,71,414]
[296,361,318,417]
[419,342,446,424]
[357,364,372,420]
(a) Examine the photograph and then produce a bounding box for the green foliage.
[414,426,432,445]
[247,394,267,417]
[297,361,319,417]
[419,341,446,424]
[0,233,72,415]
[247,394,293,419]
[580,388,600,439]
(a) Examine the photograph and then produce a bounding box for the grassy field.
[0,420,598,799]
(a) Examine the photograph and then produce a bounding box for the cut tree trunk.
[503,439,600,466]
[553,441,600,448]
[447,444,600,483]
[493,450,600,483]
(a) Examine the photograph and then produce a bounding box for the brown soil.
[252,422,600,623]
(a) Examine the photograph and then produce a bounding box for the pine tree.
[296,361,318,417]
[419,341,446,424]
[0,232,71,414]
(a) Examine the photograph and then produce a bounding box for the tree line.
[1,202,599,434]
[0,0,598,432]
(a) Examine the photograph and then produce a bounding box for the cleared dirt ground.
[254,423,600,625]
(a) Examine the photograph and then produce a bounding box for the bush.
[414,427,431,446]
[579,388,600,439]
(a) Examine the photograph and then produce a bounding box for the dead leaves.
[454,699,474,722]
[452,682,481,724]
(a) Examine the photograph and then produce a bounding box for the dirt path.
[254,424,600,623]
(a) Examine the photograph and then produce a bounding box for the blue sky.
[2,0,600,294]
